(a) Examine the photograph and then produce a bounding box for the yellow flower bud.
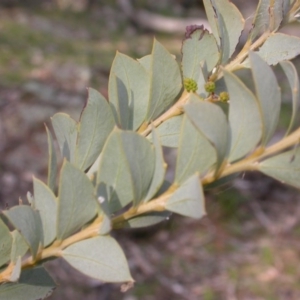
[204,81,216,93]
[183,78,198,93]
[219,91,230,102]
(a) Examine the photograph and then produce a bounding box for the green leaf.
[196,62,209,98]
[205,173,240,190]
[86,153,102,178]
[0,218,12,267]
[150,115,183,148]
[10,231,29,263]
[166,173,206,219]
[0,267,55,300]
[283,1,292,17]
[145,39,182,121]
[4,206,43,259]
[95,182,112,215]
[117,211,171,229]
[75,88,115,171]
[51,113,77,163]
[272,0,285,29]
[251,0,285,40]
[57,161,97,240]
[95,182,112,235]
[175,114,216,184]
[256,33,300,65]
[181,26,220,78]
[214,76,227,95]
[97,131,133,212]
[251,0,268,39]
[98,214,111,235]
[62,236,133,283]
[137,54,151,72]
[249,52,281,146]
[259,149,300,189]
[224,70,262,161]
[280,61,300,135]
[97,129,155,212]
[184,95,229,171]
[33,177,57,247]
[45,125,57,192]
[109,53,150,130]
[144,128,166,202]
[109,74,129,128]
[202,0,220,45]
[9,256,22,282]
[203,0,244,63]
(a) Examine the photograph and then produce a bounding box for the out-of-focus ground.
[1,1,300,299]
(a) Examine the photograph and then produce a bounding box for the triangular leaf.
[175,114,216,184]
[97,131,134,212]
[57,161,97,240]
[62,236,133,283]
[251,0,285,40]
[251,0,269,38]
[224,70,262,161]
[256,33,300,65]
[95,182,112,235]
[45,125,57,192]
[184,95,229,171]
[249,52,281,146]
[137,54,151,72]
[145,39,182,121]
[9,257,22,282]
[182,26,220,77]
[202,0,219,47]
[109,53,150,130]
[97,129,155,211]
[4,206,43,259]
[116,211,171,229]
[0,218,12,267]
[283,1,292,18]
[259,149,300,189]
[75,88,115,171]
[10,231,28,263]
[280,61,300,135]
[98,215,111,235]
[109,73,129,128]
[144,128,166,202]
[166,174,206,219]
[0,267,55,300]
[149,115,183,148]
[33,177,57,247]
[51,113,77,163]
[119,132,155,205]
[203,0,244,63]
[196,62,209,98]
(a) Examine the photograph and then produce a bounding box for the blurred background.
[1,1,300,299]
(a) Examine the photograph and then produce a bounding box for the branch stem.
[140,90,190,137]
[4,2,300,284]
[18,185,177,273]
[223,31,271,75]
[202,127,300,185]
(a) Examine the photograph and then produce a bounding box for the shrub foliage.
[1,0,300,298]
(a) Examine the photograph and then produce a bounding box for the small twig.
[140,90,190,137]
